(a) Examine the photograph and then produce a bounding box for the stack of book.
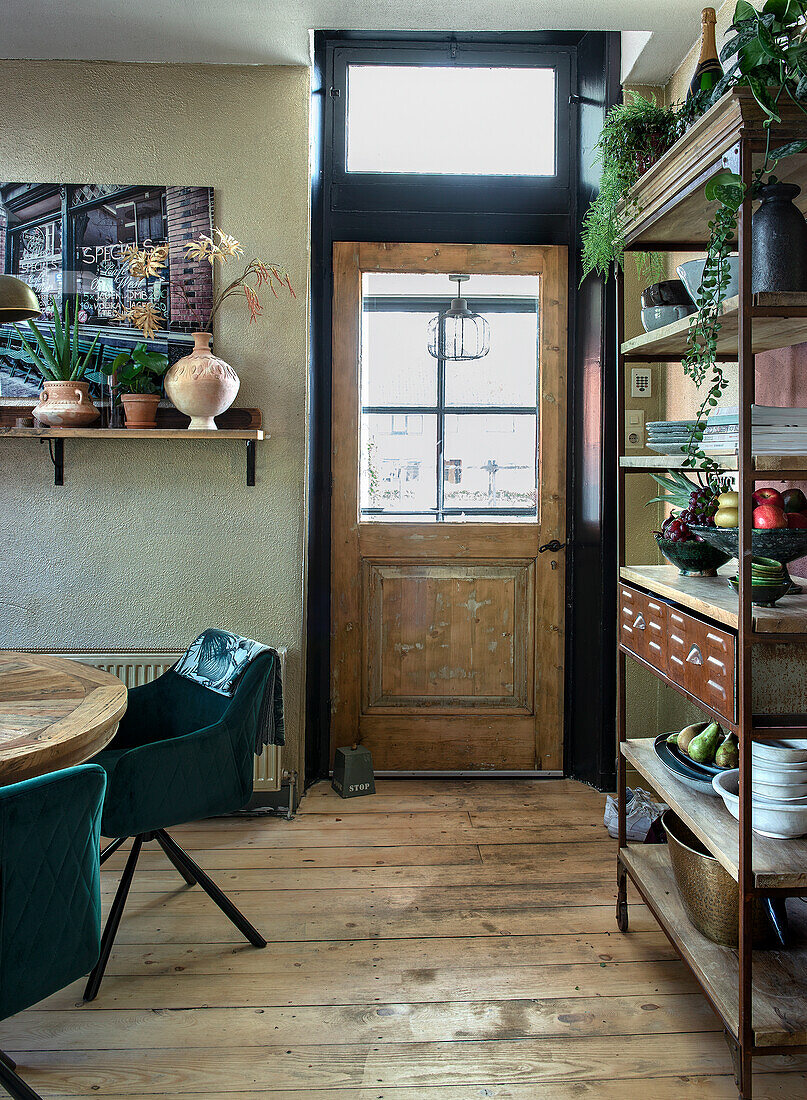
[702,406,807,454]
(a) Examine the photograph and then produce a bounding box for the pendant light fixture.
[427,274,490,362]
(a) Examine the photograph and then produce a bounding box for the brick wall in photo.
[166,186,214,331]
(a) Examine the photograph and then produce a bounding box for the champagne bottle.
[688,8,723,99]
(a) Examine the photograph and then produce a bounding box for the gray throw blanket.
[174,629,285,751]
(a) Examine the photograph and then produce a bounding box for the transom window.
[360,272,540,522]
[346,65,557,176]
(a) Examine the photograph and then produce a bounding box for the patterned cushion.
[0,765,106,1021]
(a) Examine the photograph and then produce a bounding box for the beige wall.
[0,60,312,779]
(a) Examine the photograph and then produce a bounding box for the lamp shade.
[426,275,490,362]
[0,275,41,322]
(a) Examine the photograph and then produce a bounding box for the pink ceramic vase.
[163,332,240,430]
[33,380,100,427]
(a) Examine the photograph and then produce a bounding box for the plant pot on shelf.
[121,393,160,429]
[33,380,100,427]
[752,182,807,294]
[163,332,240,430]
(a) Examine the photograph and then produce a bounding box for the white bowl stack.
[712,740,807,839]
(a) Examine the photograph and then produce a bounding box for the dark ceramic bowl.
[641,279,694,309]
[727,576,791,606]
[689,525,807,566]
[655,535,732,577]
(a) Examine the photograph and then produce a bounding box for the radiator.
[51,649,283,792]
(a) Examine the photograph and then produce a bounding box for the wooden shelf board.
[622,294,807,360]
[620,454,807,472]
[620,843,807,1047]
[0,427,264,439]
[621,563,807,634]
[623,738,807,889]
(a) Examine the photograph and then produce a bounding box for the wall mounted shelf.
[0,407,265,485]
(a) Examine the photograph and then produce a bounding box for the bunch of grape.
[677,486,719,529]
[659,515,693,543]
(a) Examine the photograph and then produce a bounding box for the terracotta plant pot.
[163,332,240,430]
[121,393,160,429]
[33,380,100,427]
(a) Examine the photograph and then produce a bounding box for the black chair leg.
[100,836,128,865]
[155,830,197,886]
[155,830,266,948]
[84,834,143,1002]
[0,1052,44,1100]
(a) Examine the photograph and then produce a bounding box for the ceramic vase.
[121,393,160,429]
[163,332,240,430]
[33,380,100,427]
[752,182,807,294]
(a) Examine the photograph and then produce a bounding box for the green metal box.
[332,745,375,798]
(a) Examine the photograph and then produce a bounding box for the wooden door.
[331,243,567,772]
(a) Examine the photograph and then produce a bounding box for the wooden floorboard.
[1,778,804,1096]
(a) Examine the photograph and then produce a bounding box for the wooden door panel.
[364,562,533,710]
[331,243,567,772]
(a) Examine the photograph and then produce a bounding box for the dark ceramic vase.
[752,182,807,293]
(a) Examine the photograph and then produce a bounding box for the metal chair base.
[0,1051,44,1100]
[84,829,266,1002]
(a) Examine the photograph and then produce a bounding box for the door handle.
[539,540,567,554]
[686,644,703,666]
[633,614,646,631]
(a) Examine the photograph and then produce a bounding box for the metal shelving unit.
[615,89,807,1098]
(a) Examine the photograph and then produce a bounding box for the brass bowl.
[662,810,772,947]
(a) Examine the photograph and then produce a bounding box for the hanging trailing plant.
[580,92,680,284]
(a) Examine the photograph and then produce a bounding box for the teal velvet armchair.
[83,649,277,1001]
[0,764,106,1100]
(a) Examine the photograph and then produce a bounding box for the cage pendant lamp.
[427,274,490,362]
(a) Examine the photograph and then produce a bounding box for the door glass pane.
[442,414,537,513]
[445,311,538,408]
[361,413,438,514]
[361,310,437,406]
[347,66,556,176]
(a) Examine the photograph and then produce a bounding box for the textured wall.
[0,60,311,778]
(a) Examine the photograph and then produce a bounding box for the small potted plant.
[95,344,169,429]
[20,297,101,426]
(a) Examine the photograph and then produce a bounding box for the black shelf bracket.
[47,439,64,485]
[246,439,256,486]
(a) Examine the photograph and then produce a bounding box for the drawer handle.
[633,614,646,631]
[686,644,703,666]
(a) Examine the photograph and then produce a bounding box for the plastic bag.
[604,787,668,842]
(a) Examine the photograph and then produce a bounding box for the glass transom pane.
[347,66,556,176]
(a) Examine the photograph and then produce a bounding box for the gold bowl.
[662,809,772,947]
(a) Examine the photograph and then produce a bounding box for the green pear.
[677,721,709,755]
[715,735,739,770]
[688,721,721,764]
[666,732,679,747]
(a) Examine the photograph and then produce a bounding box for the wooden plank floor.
[1,778,806,1098]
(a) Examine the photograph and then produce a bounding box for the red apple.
[783,488,807,512]
[788,511,807,529]
[754,503,789,529]
[753,487,785,509]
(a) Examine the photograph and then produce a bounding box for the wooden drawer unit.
[619,585,667,667]
[668,607,736,723]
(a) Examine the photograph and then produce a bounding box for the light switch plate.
[631,367,652,397]
[625,409,644,449]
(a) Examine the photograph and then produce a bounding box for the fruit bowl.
[654,534,731,577]
[689,525,807,591]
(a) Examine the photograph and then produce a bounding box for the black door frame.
[306,29,620,788]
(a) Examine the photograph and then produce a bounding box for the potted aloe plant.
[20,297,101,426]
[92,344,169,429]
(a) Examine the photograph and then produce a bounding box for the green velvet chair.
[83,650,276,1002]
[0,764,106,1100]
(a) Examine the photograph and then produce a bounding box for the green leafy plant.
[645,468,731,511]
[19,296,99,382]
[90,344,169,396]
[580,92,681,283]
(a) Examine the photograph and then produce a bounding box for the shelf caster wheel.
[616,866,629,932]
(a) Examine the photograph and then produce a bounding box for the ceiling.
[1,0,710,85]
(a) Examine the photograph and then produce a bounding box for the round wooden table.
[0,651,128,785]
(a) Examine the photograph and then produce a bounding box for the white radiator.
[52,649,283,792]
